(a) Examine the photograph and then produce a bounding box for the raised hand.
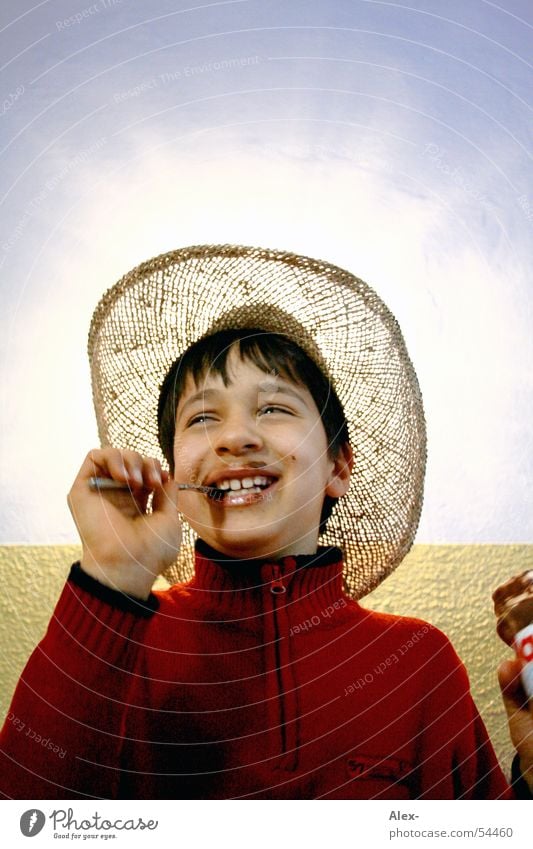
[67,448,182,599]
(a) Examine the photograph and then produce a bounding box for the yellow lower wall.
[1,544,530,782]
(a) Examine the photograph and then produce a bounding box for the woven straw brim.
[88,244,426,598]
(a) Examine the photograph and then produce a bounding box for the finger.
[120,450,155,489]
[91,449,155,490]
[141,456,164,490]
[68,449,124,509]
[75,448,136,487]
[152,478,181,515]
[73,449,113,482]
[119,453,166,492]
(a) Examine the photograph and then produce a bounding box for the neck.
[194,532,321,563]
[196,537,330,566]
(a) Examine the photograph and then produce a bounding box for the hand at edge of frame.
[498,657,533,795]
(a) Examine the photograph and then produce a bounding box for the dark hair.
[157,329,349,534]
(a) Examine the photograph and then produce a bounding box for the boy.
[0,245,531,799]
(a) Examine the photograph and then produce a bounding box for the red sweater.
[0,543,517,799]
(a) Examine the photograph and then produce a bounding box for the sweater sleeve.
[0,563,158,800]
[416,628,514,800]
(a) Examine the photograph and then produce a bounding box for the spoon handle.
[88,476,217,495]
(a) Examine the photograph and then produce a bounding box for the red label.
[516,632,533,662]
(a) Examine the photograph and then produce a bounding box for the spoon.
[88,476,223,499]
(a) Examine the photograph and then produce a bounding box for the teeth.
[214,475,273,492]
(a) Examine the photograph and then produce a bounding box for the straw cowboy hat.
[88,244,426,598]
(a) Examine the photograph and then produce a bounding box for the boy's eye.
[187,413,215,426]
[258,405,293,416]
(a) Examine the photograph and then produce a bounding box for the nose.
[213,411,264,456]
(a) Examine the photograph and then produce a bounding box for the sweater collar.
[188,539,348,621]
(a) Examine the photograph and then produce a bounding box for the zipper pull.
[270,564,286,594]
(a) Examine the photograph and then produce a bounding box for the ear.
[325,443,354,498]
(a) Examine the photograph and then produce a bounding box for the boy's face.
[172,345,352,560]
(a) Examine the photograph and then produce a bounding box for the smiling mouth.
[207,475,277,503]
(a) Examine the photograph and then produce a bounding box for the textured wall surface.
[1,544,530,782]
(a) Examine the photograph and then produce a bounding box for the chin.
[189,513,320,560]
[197,524,288,560]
